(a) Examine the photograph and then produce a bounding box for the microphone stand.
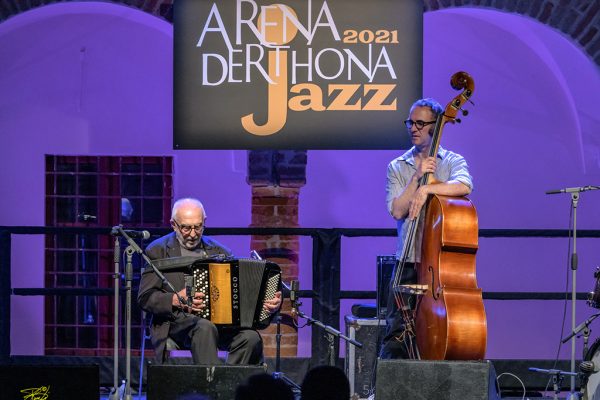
[562,312,600,345]
[250,250,301,392]
[562,312,600,367]
[123,246,135,400]
[293,285,363,367]
[529,367,578,400]
[112,226,186,400]
[109,236,121,400]
[546,185,600,399]
[272,314,301,393]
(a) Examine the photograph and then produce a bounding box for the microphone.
[290,280,299,317]
[110,226,151,240]
[546,185,599,194]
[122,230,150,239]
[78,214,97,221]
[184,275,195,307]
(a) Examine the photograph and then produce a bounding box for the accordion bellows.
[191,258,281,330]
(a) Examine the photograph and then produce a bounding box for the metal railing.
[1,226,599,365]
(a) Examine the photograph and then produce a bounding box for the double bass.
[393,71,487,360]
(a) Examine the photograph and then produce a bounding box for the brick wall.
[247,150,307,357]
[1,0,599,66]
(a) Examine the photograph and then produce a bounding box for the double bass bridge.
[394,284,428,295]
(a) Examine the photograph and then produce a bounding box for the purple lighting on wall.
[0,3,599,361]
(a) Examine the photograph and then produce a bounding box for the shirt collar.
[399,146,447,166]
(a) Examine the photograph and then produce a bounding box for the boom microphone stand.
[292,280,363,366]
[546,185,600,399]
[250,251,301,392]
[272,313,302,394]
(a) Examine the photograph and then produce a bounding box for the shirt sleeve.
[447,153,473,190]
[386,160,407,215]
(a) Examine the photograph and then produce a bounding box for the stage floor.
[3,356,584,400]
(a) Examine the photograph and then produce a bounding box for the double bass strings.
[392,216,420,359]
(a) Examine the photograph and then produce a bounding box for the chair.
[138,315,193,397]
[164,337,192,360]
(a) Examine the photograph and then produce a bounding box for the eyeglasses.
[404,119,436,130]
[173,220,204,235]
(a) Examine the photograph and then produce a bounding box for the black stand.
[563,311,600,393]
[108,236,121,400]
[562,312,600,348]
[110,226,185,400]
[272,315,302,394]
[250,251,302,393]
[123,246,134,400]
[293,284,362,366]
[529,368,578,400]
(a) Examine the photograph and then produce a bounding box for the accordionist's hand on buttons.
[263,291,282,314]
[172,288,206,314]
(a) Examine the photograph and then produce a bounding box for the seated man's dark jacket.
[137,232,232,360]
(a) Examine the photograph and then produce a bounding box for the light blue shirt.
[386,146,473,261]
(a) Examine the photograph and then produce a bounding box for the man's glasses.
[173,220,204,235]
[404,119,437,130]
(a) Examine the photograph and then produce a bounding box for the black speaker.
[376,255,397,318]
[375,359,500,400]
[147,364,265,400]
[0,364,99,400]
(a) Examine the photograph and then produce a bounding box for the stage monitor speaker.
[147,364,265,400]
[376,255,397,318]
[0,364,99,400]
[375,359,500,400]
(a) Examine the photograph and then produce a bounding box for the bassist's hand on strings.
[415,156,437,180]
[409,156,437,220]
[409,186,431,220]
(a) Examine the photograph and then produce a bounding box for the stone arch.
[424,0,600,65]
[1,1,598,64]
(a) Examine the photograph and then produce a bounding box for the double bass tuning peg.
[454,108,468,123]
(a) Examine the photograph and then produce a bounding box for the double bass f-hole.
[428,265,439,300]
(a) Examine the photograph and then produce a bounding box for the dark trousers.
[169,313,263,365]
[379,262,417,359]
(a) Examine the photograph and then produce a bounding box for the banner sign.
[173,0,422,149]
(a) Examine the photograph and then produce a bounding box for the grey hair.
[171,198,206,221]
[409,98,444,118]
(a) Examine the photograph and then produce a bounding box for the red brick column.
[247,150,307,357]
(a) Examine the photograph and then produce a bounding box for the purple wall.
[1,3,599,360]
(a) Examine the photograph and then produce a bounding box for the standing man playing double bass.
[381,98,473,359]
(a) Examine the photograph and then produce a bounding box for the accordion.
[187,258,281,330]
